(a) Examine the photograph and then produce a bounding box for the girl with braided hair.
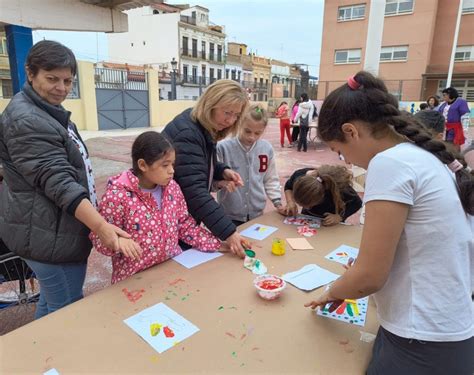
[305,71,473,374]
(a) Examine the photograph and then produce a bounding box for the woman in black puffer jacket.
[0,41,138,319]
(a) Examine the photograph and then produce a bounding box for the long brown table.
[0,211,378,374]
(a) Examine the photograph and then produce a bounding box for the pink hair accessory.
[448,160,463,173]
[347,76,360,90]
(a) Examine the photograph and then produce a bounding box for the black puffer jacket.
[163,108,236,241]
[0,83,92,263]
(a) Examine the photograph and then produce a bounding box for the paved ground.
[82,118,354,297]
[0,118,359,335]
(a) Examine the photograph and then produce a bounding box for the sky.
[32,0,324,76]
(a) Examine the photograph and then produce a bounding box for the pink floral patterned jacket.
[90,170,220,283]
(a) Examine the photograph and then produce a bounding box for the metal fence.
[317,78,474,102]
[94,68,148,90]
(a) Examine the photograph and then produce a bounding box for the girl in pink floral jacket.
[91,131,221,284]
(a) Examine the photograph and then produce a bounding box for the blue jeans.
[24,259,87,319]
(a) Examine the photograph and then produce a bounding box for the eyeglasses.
[222,110,240,120]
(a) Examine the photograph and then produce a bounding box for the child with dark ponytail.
[282,165,362,226]
[305,71,473,374]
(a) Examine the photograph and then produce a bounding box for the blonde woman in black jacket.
[163,80,250,257]
[0,41,139,319]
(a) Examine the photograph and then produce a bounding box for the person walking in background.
[275,101,292,148]
[293,93,314,152]
[438,87,470,152]
[290,99,301,146]
[426,95,440,110]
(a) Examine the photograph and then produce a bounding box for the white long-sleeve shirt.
[216,137,282,222]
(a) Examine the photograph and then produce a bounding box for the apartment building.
[318,0,474,101]
[0,33,13,99]
[108,2,225,100]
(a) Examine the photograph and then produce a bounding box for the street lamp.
[170,57,178,101]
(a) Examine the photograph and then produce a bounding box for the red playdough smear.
[258,278,283,290]
[163,326,175,338]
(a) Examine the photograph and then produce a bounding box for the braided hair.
[317,71,473,215]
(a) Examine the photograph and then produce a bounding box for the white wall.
[225,62,243,80]
[271,65,290,76]
[108,8,179,66]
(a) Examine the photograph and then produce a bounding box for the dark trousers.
[297,125,309,151]
[291,126,300,143]
[367,326,474,375]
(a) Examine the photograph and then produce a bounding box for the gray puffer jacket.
[0,82,92,264]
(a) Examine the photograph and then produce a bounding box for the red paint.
[336,301,347,315]
[257,278,283,290]
[240,334,247,341]
[225,332,236,339]
[163,326,175,338]
[169,278,185,286]
[122,288,145,303]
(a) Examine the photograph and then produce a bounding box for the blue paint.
[5,25,33,94]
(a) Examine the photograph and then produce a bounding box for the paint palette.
[316,297,368,327]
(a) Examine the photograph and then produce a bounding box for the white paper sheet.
[172,249,223,269]
[325,245,359,265]
[124,303,199,354]
[282,264,339,291]
[317,297,369,327]
[240,223,278,241]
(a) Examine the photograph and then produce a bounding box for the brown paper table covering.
[0,211,378,374]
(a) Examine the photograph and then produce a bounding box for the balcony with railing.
[180,15,196,26]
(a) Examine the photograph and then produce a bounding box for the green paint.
[218,306,224,310]
[232,351,237,357]
[346,303,354,317]
[240,363,245,367]
[244,249,255,258]
[229,306,237,310]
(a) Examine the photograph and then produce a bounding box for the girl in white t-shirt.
[305,71,473,374]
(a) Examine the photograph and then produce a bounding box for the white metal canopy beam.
[0,0,135,32]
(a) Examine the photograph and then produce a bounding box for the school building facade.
[318,0,474,101]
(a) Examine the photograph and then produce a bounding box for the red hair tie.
[347,76,360,90]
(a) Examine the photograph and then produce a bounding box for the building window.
[217,69,222,80]
[462,0,474,14]
[183,64,188,82]
[231,69,236,80]
[217,45,223,62]
[338,4,366,21]
[210,68,215,83]
[201,41,206,59]
[334,48,361,64]
[182,36,189,56]
[192,66,198,83]
[455,45,474,62]
[385,0,414,16]
[225,69,229,79]
[380,45,408,62]
[0,38,7,55]
[192,38,198,58]
[437,79,474,101]
[201,65,206,84]
[1,79,13,98]
[209,43,215,61]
